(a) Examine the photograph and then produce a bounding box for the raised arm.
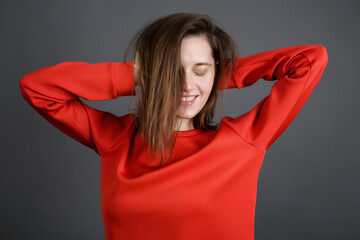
[221,44,328,150]
[19,61,136,155]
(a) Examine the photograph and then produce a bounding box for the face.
[176,35,215,122]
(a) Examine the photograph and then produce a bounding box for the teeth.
[181,96,196,102]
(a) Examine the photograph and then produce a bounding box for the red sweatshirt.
[19,45,328,240]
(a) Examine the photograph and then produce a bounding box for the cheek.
[199,85,211,97]
[202,76,215,95]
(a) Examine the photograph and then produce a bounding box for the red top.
[19,45,328,240]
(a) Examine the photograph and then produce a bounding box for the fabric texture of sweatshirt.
[20,44,328,240]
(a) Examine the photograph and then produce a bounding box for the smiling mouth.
[181,96,197,102]
[180,95,198,106]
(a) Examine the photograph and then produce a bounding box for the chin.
[176,114,195,120]
[176,109,200,119]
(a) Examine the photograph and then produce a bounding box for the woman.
[20,13,328,240]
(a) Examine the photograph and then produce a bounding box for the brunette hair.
[123,13,237,167]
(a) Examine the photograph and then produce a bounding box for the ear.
[134,51,140,85]
[134,51,139,66]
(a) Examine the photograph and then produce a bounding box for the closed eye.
[194,72,207,76]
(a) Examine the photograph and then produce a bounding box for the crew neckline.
[128,113,205,137]
[173,128,203,137]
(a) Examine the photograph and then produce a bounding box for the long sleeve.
[222,44,328,150]
[19,61,136,155]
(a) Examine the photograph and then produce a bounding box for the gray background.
[2,0,359,239]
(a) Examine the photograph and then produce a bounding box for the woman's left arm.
[221,45,328,150]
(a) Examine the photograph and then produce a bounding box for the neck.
[175,118,194,131]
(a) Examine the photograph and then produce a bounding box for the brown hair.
[123,13,237,167]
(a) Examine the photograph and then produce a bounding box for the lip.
[181,95,197,97]
[180,95,198,106]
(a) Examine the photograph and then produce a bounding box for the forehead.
[180,36,213,66]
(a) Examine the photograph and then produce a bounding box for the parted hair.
[123,13,238,167]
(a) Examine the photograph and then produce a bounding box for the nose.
[183,72,194,92]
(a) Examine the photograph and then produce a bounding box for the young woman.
[20,13,328,240]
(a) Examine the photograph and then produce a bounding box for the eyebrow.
[194,62,213,66]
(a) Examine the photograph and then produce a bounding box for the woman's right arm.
[19,61,136,156]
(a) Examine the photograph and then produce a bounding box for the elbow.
[19,74,30,96]
[307,44,329,68]
[19,72,38,101]
[315,44,328,66]
[305,45,328,87]
[19,74,29,88]
[299,44,328,74]
[19,73,34,98]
